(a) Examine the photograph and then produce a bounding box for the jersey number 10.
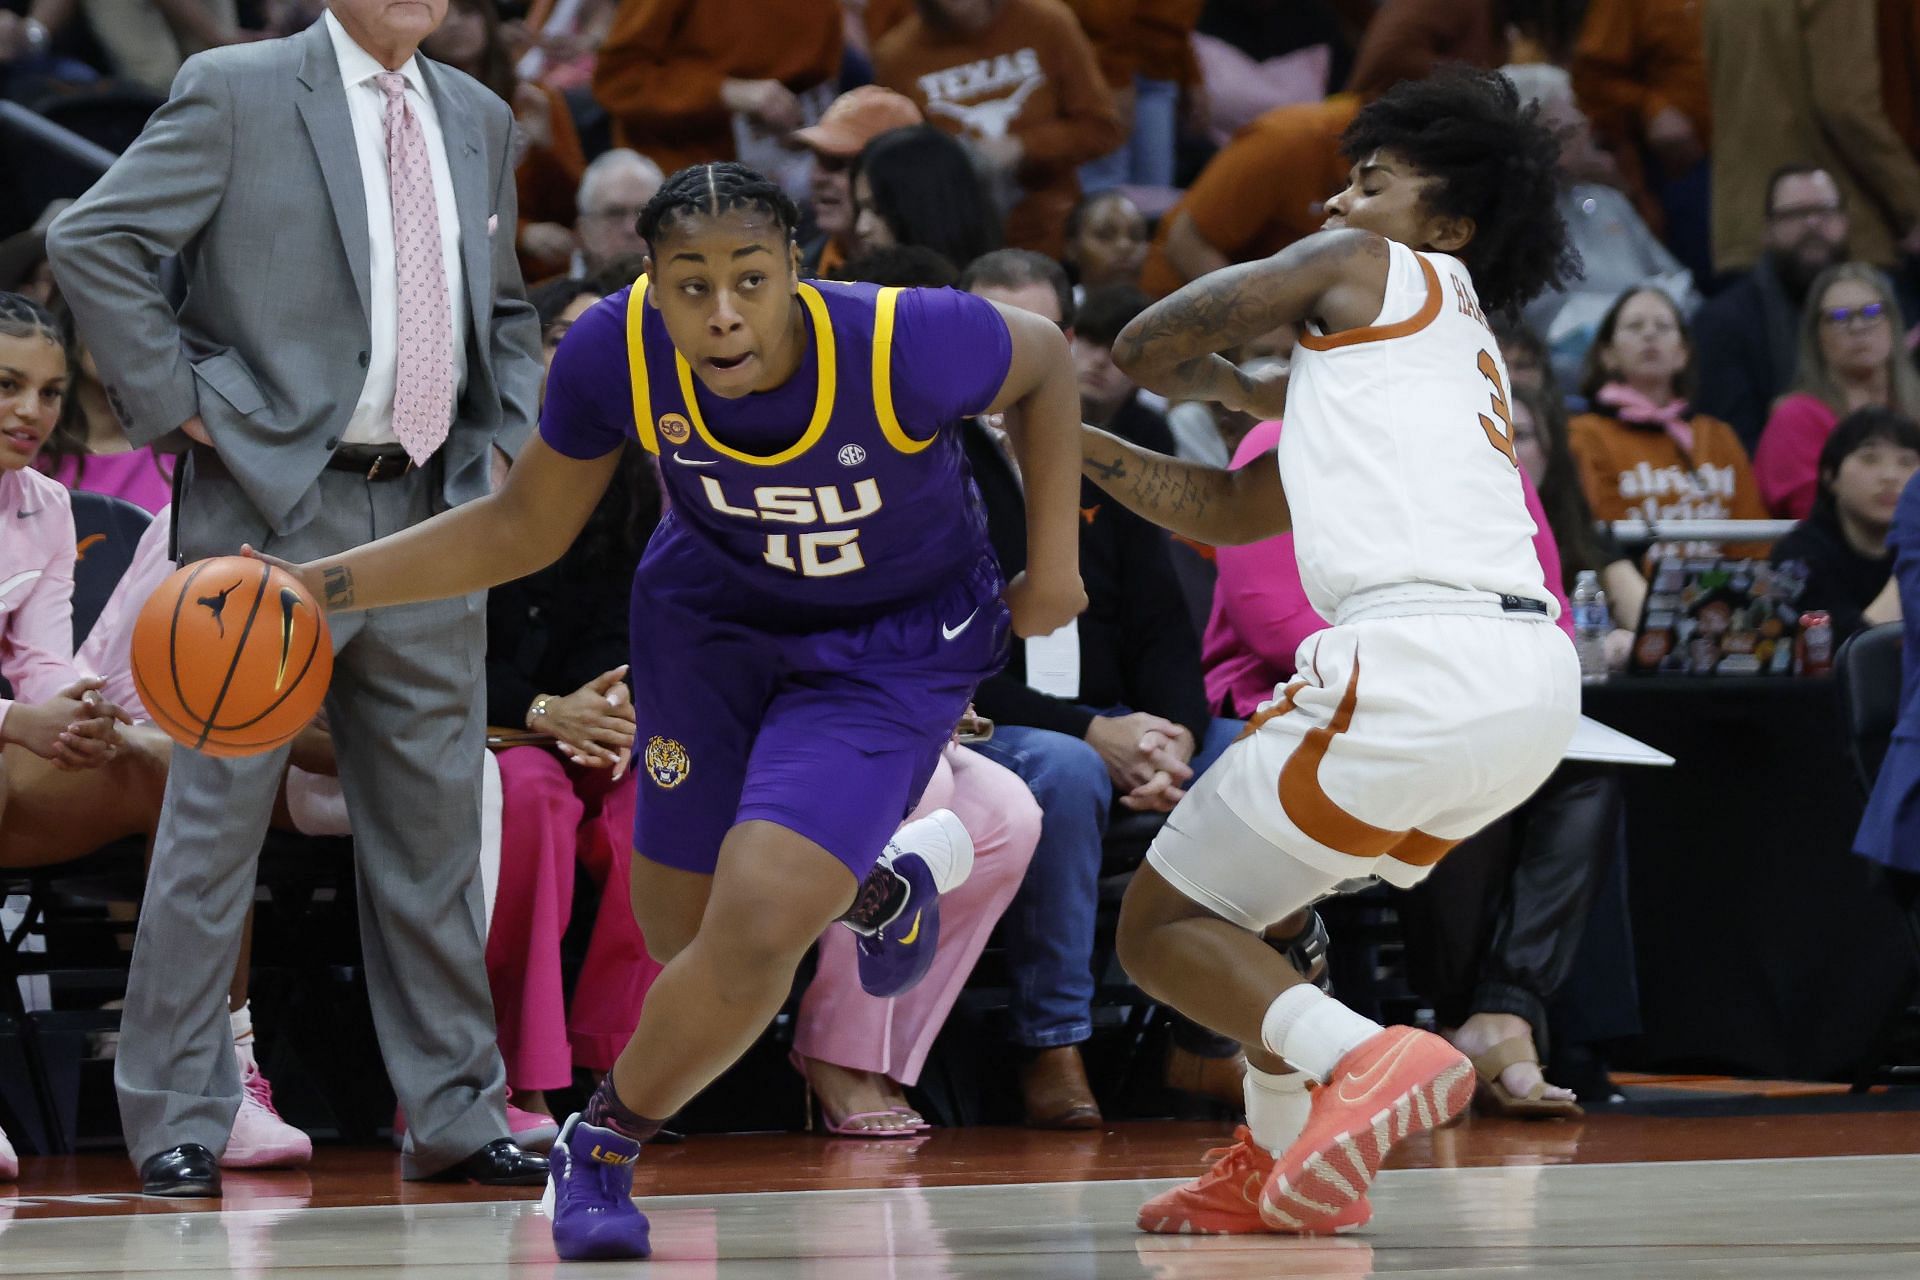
[1475,349,1519,467]
[764,531,866,578]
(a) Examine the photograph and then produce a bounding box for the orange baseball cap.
[791,86,924,158]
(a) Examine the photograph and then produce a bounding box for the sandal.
[1470,1037,1583,1120]
[790,1052,921,1139]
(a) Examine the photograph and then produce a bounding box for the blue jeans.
[973,714,1244,1046]
[1078,75,1181,194]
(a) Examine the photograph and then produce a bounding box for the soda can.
[1798,611,1834,676]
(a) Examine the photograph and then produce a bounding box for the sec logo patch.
[644,736,691,789]
[658,413,692,446]
[837,443,867,467]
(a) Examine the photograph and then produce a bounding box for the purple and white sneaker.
[853,809,974,999]
[542,1113,651,1261]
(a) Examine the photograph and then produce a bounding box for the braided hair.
[636,162,802,250]
[0,291,63,349]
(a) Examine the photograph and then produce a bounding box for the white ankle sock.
[231,1002,256,1070]
[1243,1067,1313,1155]
[1259,985,1382,1083]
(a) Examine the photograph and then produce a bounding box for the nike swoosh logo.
[898,910,923,945]
[671,453,718,466]
[941,609,978,641]
[15,508,32,518]
[1334,1032,1418,1105]
[275,588,300,691]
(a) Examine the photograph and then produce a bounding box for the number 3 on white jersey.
[1476,349,1518,467]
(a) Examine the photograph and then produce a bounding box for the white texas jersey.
[1278,239,1552,621]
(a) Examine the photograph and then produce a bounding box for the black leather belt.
[326,444,416,480]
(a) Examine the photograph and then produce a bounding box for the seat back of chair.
[1835,622,1905,793]
[67,491,152,647]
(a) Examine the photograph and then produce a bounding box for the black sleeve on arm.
[972,672,1100,739]
[1118,517,1212,741]
[485,577,542,729]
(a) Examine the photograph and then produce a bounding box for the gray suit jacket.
[47,19,542,536]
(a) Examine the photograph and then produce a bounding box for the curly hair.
[1341,66,1580,314]
[637,161,802,249]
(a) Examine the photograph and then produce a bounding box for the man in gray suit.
[48,0,547,1196]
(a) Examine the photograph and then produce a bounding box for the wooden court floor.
[5,1109,1920,1276]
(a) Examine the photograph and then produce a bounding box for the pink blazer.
[1202,419,1574,717]
[0,466,79,737]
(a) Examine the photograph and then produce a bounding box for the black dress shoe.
[426,1137,550,1186]
[141,1144,222,1197]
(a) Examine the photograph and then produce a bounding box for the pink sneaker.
[222,1061,314,1169]
[507,1093,560,1153]
[393,1089,562,1153]
[0,1121,17,1181]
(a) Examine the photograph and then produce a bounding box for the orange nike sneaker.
[1138,1127,1372,1236]
[1259,1026,1473,1233]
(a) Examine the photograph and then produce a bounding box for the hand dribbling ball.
[131,555,333,757]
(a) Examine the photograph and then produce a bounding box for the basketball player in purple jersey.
[257,163,1085,1261]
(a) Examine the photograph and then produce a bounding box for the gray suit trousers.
[115,453,507,1176]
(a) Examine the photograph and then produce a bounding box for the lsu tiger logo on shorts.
[644,735,691,789]
[658,413,691,446]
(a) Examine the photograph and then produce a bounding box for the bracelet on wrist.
[527,694,552,729]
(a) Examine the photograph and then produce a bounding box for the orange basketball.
[131,556,334,758]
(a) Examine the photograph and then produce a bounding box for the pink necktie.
[379,71,453,465]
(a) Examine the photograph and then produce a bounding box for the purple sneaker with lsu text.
[542,1113,651,1261]
[854,809,974,998]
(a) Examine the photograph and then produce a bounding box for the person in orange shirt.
[590,0,842,179]
[873,0,1125,258]
[790,86,926,279]
[1137,94,1358,298]
[1567,285,1770,536]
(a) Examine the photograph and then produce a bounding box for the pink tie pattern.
[379,71,453,465]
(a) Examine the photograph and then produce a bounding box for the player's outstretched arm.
[984,302,1090,637]
[1111,228,1389,415]
[253,437,625,614]
[1081,425,1290,546]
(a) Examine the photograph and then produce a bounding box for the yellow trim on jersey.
[627,275,658,454]
[672,283,836,467]
[869,286,933,455]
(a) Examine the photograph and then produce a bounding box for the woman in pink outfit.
[1756,264,1920,519]
[34,317,174,515]
[791,741,1041,1134]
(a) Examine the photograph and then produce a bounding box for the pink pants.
[485,747,661,1091]
[793,744,1041,1087]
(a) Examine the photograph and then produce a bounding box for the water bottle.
[1571,570,1610,683]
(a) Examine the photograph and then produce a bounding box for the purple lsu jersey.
[622,278,1006,629]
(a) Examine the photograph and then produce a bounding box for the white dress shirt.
[324,10,468,446]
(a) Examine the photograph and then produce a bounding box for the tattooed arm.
[1082,424,1290,546]
[1112,228,1391,413]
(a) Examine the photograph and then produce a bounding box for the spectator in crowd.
[853,124,1004,267]
[874,0,1124,258]
[1164,323,1292,468]
[1856,469,1920,879]
[1768,407,1920,642]
[1072,284,1174,453]
[1076,0,1205,193]
[481,282,658,1139]
[421,0,585,282]
[1570,0,1712,275]
[1511,384,1649,666]
[1062,189,1148,298]
[829,243,962,287]
[1137,95,1359,298]
[569,151,664,283]
[512,0,618,93]
[1568,285,1768,530]
[79,0,251,96]
[956,248,1241,1127]
[0,296,317,1176]
[1693,166,1854,451]
[1704,0,1920,278]
[1495,318,1553,398]
[786,243,1040,1136]
[35,306,173,514]
[790,85,926,278]
[1504,64,1697,391]
[591,0,842,178]
[1757,264,1920,518]
[1344,0,1505,99]
[0,210,61,305]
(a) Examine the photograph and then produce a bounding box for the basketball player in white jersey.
[1079,69,1583,1237]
